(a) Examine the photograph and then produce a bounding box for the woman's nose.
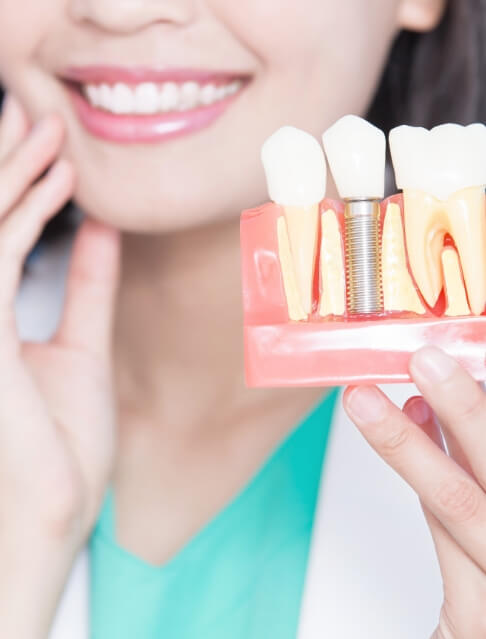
[70,0,197,34]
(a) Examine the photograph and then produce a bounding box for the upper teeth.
[322,114,386,199]
[390,123,486,201]
[389,123,486,315]
[83,80,243,115]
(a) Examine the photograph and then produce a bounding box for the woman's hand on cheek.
[0,94,121,637]
[343,347,486,639]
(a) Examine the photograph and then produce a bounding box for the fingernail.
[346,386,387,423]
[404,398,431,426]
[411,347,457,383]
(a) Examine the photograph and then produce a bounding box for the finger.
[343,386,486,573]
[54,218,121,360]
[0,114,64,216]
[0,159,74,317]
[410,346,486,488]
[404,394,475,479]
[402,398,470,583]
[403,396,443,448]
[422,505,486,636]
[0,94,30,161]
[403,397,486,634]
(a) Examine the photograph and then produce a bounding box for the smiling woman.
[2,1,483,243]
[0,1,484,639]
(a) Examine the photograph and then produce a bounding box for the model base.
[244,316,486,387]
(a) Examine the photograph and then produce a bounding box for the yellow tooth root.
[447,187,486,315]
[283,205,319,315]
[442,247,471,317]
[404,187,486,315]
[382,203,426,314]
[318,209,345,317]
[277,216,307,321]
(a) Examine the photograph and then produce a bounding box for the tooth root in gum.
[381,203,426,314]
[318,209,345,317]
[283,204,319,315]
[442,247,471,317]
[446,187,486,315]
[403,187,486,315]
[277,216,307,321]
[403,190,445,309]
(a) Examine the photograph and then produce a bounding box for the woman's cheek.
[211,0,397,68]
[0,2,48,68]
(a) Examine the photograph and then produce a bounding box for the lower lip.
[67,85,242,144]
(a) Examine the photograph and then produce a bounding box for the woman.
[0,0,484,637]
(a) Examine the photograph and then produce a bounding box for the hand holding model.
[242,115,486,636]
[0,94,120,638]
[344,359,486,639]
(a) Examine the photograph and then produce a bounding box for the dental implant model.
[322,115,385,315]
[240,117,486,387]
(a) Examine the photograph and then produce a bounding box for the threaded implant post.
[344,199,383,315]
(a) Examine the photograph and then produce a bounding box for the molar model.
[240,117,486,386]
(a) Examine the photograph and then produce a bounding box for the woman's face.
[0,0,413,232]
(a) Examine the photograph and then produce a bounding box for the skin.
[1,0,483,637]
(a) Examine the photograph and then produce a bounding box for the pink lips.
[62,66,247,144]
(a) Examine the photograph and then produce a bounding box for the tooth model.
[240,117,486,387]
[322,115,385,315]
[390,123,486,315]
[261,126,327,319]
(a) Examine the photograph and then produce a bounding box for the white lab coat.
[16,236,443,639]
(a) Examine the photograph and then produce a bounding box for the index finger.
[410,347,486,489]
[343,385,486,573]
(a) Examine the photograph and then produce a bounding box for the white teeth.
[82,79,243,114]
[390,123,486,201]
[179,81,200,111]
[134,82,159,114]
[99,84,112,111]
[261,126,327,207]
[322,115,386,199]
[200,83,216,106]
[215,86,227,101]
[159,82,179,112]
[226,80,242,96]
[112,83,134,114]
[85,85,101,108]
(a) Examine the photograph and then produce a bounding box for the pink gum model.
[240,194,486,387]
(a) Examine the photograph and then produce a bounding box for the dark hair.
[2,0,485,244]
[369,0,486,129]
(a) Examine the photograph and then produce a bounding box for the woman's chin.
[71,188,221,234]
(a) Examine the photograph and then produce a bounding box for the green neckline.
[92,388,339,574]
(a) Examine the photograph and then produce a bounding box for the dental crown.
[261,126,327,207]
[390,123,486,201]
[322,115,386,200]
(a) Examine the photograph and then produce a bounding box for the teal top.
[89,389,339,638]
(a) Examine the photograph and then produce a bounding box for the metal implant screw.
[344,199,384,315]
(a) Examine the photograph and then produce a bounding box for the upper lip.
[60,65,250,85]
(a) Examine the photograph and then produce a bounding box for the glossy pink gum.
[240,195,486,387]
